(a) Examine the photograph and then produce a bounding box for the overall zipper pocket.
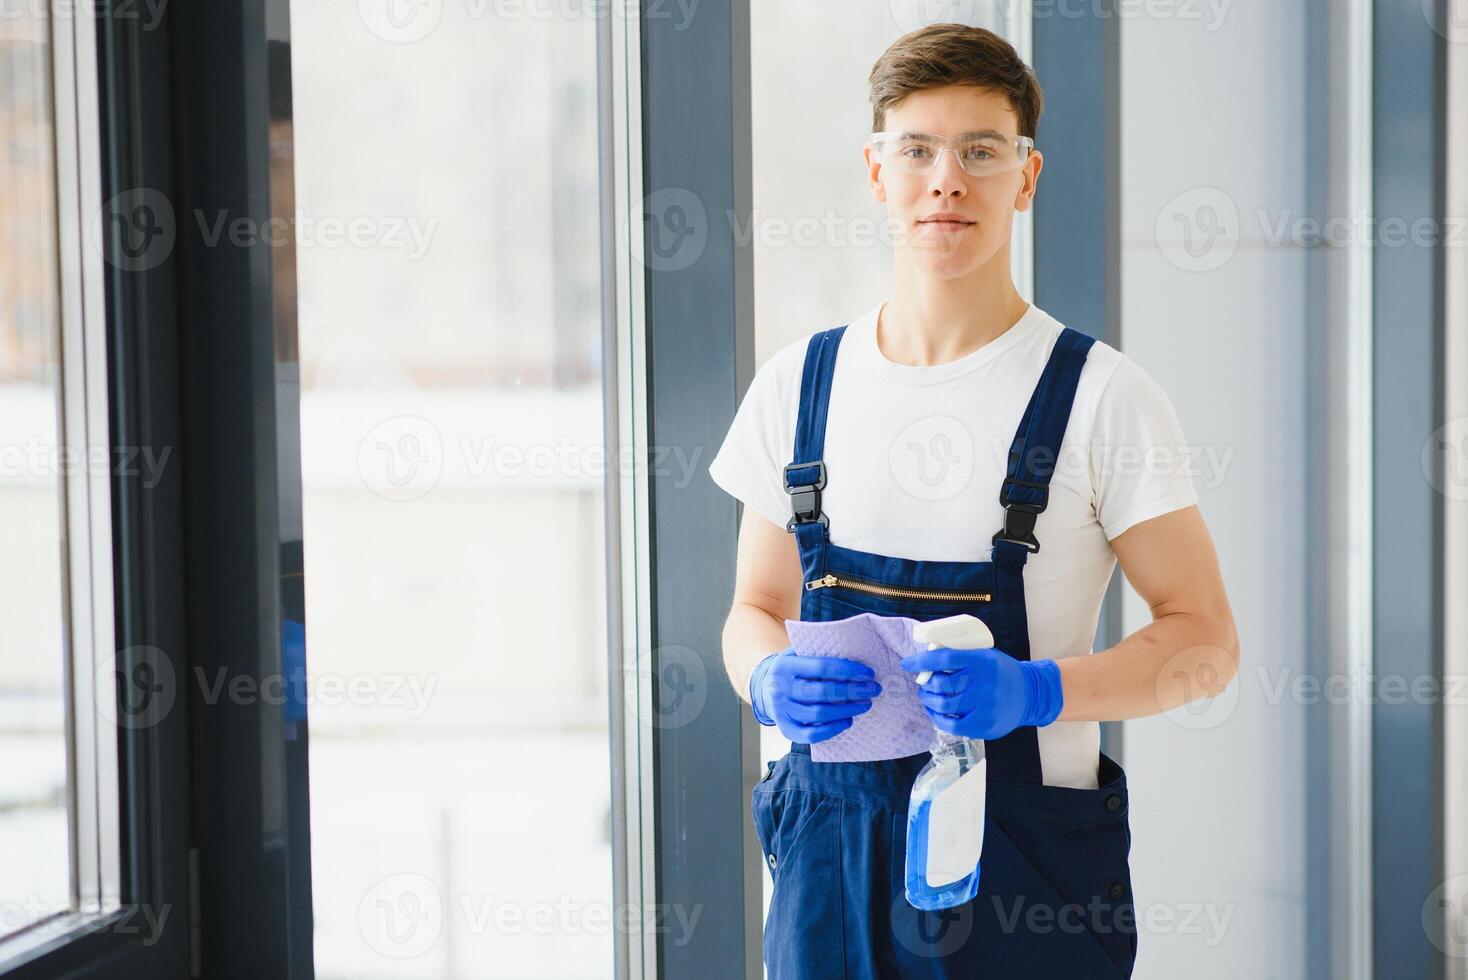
[804,571,992,603]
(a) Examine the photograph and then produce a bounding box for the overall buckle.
[783,460,828,532]
[992,476,1048,553]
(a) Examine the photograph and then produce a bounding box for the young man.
[707,23,1240,980]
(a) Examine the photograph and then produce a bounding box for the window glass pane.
[291,4,610,977]
[0,9,72,940]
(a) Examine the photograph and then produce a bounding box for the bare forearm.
[1055,610,1240,722]
[722,601,790,704]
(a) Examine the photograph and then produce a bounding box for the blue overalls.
[751,324,1137,978]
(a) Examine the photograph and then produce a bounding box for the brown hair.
[868,23,1044,138]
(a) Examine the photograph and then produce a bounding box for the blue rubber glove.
[749,646,882,743]
[899,646,1063,739]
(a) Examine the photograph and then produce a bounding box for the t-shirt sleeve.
[1089,355,1200,541]
[707,353,796,530]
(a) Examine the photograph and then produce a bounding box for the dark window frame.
[1,2,312,978]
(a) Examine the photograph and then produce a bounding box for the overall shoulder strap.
[992,326,1098,568]
[784,325,846,545]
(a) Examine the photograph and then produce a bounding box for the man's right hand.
[748,647,882,743]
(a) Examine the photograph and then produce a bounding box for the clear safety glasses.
[867,131,1035,178]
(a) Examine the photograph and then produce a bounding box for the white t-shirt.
[708,299,1199,789]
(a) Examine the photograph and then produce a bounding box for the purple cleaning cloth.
[784,612,936,763]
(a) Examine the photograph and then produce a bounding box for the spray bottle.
[904,613,996,911]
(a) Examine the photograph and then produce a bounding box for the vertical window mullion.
[49,0,118,920]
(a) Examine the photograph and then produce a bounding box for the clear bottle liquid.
[904,615,994,911]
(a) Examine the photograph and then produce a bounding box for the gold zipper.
[804,572,991,603]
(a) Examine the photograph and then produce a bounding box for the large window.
[290,4,611,976]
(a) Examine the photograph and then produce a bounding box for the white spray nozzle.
[911,614,995,685]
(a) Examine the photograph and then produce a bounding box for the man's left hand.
[899,645,1064,739]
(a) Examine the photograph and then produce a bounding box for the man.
[708,22,1240,979]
